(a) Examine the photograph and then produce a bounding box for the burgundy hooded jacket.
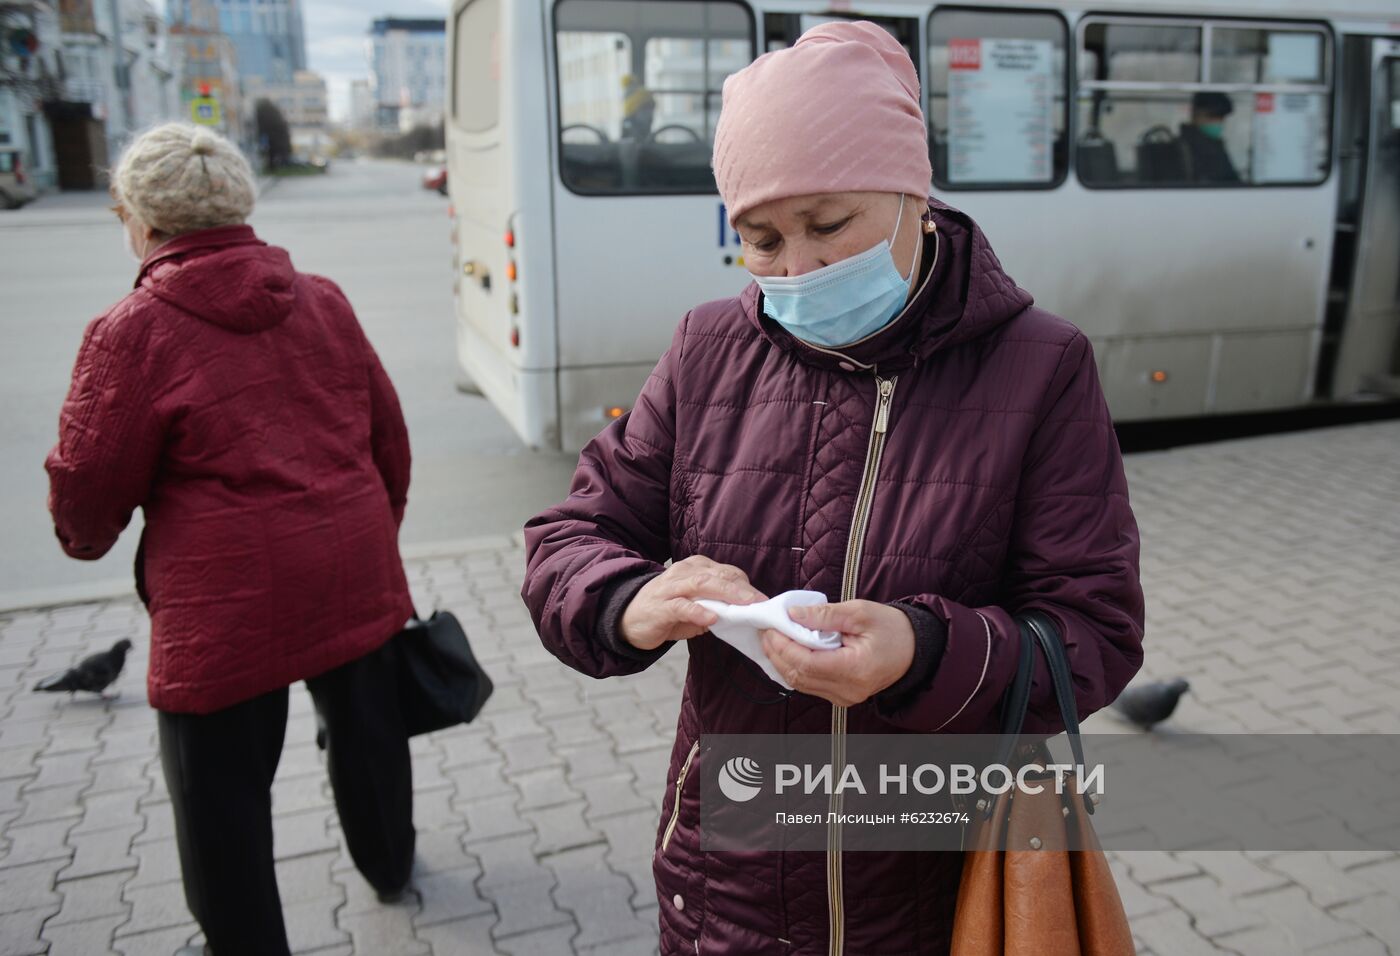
[522,202,1144,955]
[46,225,414,714]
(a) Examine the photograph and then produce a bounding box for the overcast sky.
[303,0,446,120]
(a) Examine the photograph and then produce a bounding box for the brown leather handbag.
[951,612,1135,956]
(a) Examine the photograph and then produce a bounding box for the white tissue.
[696,590,841,690]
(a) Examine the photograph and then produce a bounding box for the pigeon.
[33,639,133,698]
[1112,678,1189,729]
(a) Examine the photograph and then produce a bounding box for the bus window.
[926,8,1067,190]
[1084,21,1200,83]
[1078,19,1331,188]
[765,13,919,64]
[554,0,754,195]
[453,0,500,132]
[1212,27,1323,84]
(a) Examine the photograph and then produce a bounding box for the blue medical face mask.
[1199,122,1225,140]
[755,198,921,349]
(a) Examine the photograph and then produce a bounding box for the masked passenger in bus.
[524,20,1144,955]
[1180,91,1241,183]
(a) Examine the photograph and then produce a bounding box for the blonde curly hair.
[112,123,257,235]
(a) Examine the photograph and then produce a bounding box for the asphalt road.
[0,158,578,605]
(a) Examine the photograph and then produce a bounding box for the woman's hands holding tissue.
[760,601,915,707]
[620,556,767,652]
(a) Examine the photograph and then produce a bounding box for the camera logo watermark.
[717,756,764,803]
[719,758,1102,802]
[700,733,1400,852]
[770,761,1103,797]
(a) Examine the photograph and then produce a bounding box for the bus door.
[549,0,756,449]
[1323,36,1400,399]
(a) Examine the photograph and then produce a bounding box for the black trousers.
[158,639,415,956]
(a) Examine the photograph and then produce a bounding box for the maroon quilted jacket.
[47,225,414,714]
[523,201,1144,955]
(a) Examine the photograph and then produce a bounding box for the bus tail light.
[605,406,627,421]
[1150,370,1168,384]
[504,229,515,248]
[506,261,517,282]
[509,293,519,315]
[510,326,520,348]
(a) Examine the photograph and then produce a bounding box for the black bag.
[394,611,494,737]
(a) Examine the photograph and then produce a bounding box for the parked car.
[0,149,37,209]
[423,167,447,195]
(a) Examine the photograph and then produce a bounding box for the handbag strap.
[1026,612,1093,812]
[991,610,1095,816]
[990,626,1035,772]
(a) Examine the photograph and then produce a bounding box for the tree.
[253,98,291,170]
[403,123,444,153]
[370,123,445,159]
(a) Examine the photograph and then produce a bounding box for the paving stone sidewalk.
[2,420,1399,956]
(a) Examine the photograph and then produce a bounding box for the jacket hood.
[136,224,297,334]
[743,199,1034,372]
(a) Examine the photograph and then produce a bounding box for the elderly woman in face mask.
[523,21,1144,956]
[47,123,416,956]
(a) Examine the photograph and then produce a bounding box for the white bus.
[446,0,1400,451]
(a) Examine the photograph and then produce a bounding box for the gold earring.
[922,218,937,235]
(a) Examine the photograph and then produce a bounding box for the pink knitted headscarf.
[712,20,932,226]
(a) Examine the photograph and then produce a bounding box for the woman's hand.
[620,556,767,652]
[760,600,915,707]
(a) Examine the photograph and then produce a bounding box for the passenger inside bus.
[1179,91,1241,183]
[1133,92,1241,185]
[620,73,655,139]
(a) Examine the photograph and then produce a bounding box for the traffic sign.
[191,97,221,126]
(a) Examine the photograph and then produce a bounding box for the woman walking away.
[46,123,417,956]
[523,21,1144,955]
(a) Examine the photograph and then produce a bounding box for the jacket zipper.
[828,374,896,956]
[662,739,701,853]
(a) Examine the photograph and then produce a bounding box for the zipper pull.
[874,378,894,434]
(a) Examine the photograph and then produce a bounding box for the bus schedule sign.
[947,37,1052,184]
[190,97,221,126]
[1252,91,1322,183]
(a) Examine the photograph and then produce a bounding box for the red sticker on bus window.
[949,38,981,70]
[1256,92,1275,113]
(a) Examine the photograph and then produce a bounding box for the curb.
[400,532,526,562]
[0,532,529,616]
[0,578,138,616]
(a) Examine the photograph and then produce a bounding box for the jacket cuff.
[596,570,668,662]
[876,602,950,715]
